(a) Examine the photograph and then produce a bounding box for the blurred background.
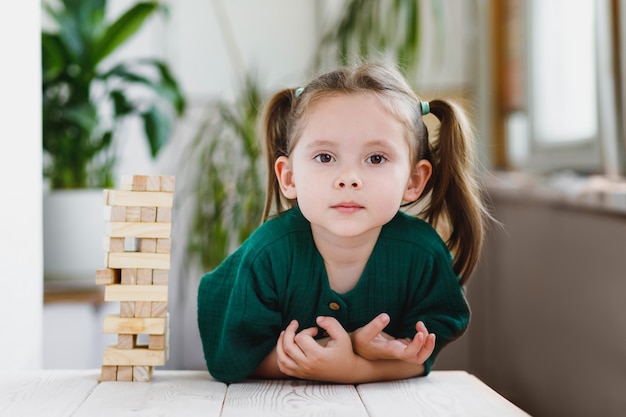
[2,1,626,416]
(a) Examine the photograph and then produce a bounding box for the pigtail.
[422,99,487,284]
[262,88,298,221]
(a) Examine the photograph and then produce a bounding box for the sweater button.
[329,302,341,311]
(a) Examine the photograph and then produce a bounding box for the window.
[494,0,625,176]
[530,0,597,146]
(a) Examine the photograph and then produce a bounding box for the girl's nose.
[334,172,362,189]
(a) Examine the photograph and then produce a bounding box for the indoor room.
[2,1,625,416]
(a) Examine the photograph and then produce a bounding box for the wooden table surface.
[0,370,529,416]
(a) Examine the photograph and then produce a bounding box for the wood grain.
[0,370,98,417]
[103,314,167,335]
[104,284,168,302]
[1,370,529,416]
[222,379,368,417]
[106,252,170,270]
[357,371,530,416]
[102,345,166,366]
[72,371,225,417]
[104,189,173,207]
[106,222,171,238]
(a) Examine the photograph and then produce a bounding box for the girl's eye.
[367,154,387,165]
[314,153,334,163]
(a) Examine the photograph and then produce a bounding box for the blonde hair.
[261,62,489,284]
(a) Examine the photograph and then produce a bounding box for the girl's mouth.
[332,202,364,213]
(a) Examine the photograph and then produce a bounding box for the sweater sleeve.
[197,244,283,383]
[395,246,470,375]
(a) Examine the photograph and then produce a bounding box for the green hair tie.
[420,100,430,116]
[295,87,304,98]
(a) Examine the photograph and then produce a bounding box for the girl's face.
[275,93,431,241]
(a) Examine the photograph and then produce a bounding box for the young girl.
[197,62,489,384]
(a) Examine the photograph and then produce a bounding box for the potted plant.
[41,0,185,282]
[181,76,265,274]
[42,0,185,189]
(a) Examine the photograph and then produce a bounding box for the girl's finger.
[293,327,320,354]
[399,331,424,360]
[281,320,308,363]
[276,331,299,372]
[415,333,436,364]
[355,313,390,344]
[415,321,429,334]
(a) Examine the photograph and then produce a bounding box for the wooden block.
[107,252,170,270]
[156,238,171,254]
[104,189,173,207]
[96,268,120,286]
[133,366,153,382]
[119,175,162,192]
[103,237,125,253]
[138,238,157,253]
[120,301,135,318]
[106,222,171,239]
[121,268,137,285]
[103,189,112,204]
[120,175,148,191]
[105,285,168,302]
[117,334,137,349]
[159,176,175,192]
[100,365,117,381]
[135,301,152,318]
[140,206,157,222]
[103,314,167,335]
[104,205,126,222]
[156,207,172,223]
[146,176,161,191]
[152,270,169,285]
[137,269,153,285]
[151,302,167,318]
[116,366,133,381]
[149,335,166,350]
[103,345,167,366]
[125,206,142,222]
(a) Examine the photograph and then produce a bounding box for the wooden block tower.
[96,174,175,382]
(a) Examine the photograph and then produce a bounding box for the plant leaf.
[110,90,134,116]
[142,59,186,114]
[92,2,159,65]
[42,33,67,81]
[141,105,171,157]
[101,60,186,115]
[49,2,84,63]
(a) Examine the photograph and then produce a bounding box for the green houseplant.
[315,0,443,79]
[181,0,437,275]
[42,0,185,283]
[42,0,185,189]
[182,76,265,272]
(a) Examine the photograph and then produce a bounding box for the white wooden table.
[0,370,530,416]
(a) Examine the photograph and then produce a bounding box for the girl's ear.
[275,156,297,199]
[403,159,432,202]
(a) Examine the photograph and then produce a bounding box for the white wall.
[0,0,43,369]
[167,0,320,102]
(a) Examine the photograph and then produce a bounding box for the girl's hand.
[352,313,436,365]
[276,317,361,382]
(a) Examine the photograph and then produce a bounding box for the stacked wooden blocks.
[96,174,175,382]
